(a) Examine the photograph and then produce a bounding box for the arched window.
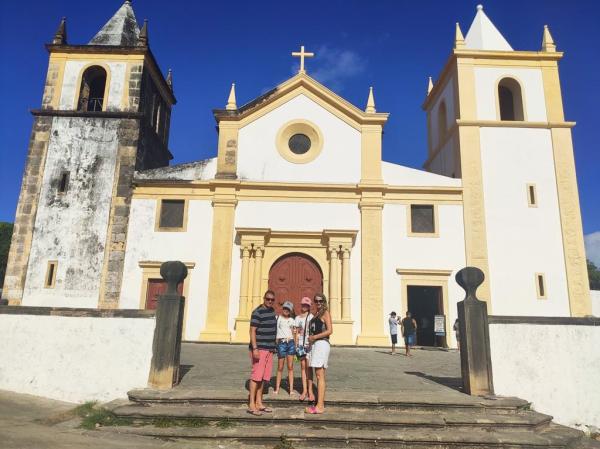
[438,101,448,144]
[77,66,107,112]
[498,78,524,121]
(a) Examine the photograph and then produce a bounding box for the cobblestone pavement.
[179,343,463,397]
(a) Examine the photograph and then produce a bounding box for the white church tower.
[423,5,591,316]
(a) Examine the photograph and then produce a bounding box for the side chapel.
[2,2,591,346]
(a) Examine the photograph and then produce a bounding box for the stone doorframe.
[232,228,357,345]
[396,268,453,347]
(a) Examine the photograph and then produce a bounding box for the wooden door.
[145,279,183,310]
[268,253,322,315]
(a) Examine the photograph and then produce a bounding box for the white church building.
[2,2,591,347]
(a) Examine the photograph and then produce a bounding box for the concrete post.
[456,266,494,396]
[148,261,188,390]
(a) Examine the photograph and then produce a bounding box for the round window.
[288,133,311,154]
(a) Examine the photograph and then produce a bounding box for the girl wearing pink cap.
[294,296,314,401]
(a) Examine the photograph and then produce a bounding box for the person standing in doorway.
[453,318,460,351]
[295,297,314,402]
[401,311,418,357]
[248,290,277,416]
[274,301,297,396]
[389,311,400,355]
[306,293,333,414]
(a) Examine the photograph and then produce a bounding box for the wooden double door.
[268,253,323,315]
[145,279,183,310]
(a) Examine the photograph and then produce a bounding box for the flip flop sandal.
[246,409,263,416]
[259,407,273,413]
[306,406,324,414]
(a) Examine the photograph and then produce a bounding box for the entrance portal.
[407,286,445,347]
[268,253,323,315]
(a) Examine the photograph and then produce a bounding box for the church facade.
[2,2,591,347]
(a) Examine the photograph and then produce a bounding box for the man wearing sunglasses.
[248,290,277,416]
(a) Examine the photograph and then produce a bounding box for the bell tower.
[2,1,176,307]
[423,5,590,316]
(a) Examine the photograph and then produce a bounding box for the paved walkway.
[177,343,464,400]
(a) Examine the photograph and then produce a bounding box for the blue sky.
[0,1,598,260]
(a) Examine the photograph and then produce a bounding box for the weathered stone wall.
[2,117,52,304]
[22,117,120,307]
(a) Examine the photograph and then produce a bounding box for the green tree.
[588,259,600,290]
[0,222,14,287]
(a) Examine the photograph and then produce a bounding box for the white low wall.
[489,317,600,431]
[0,307,156,403]
[591,290,600,317]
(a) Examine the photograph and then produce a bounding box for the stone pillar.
[148,261,188,390]
[328,247,341,320]
[251,246,264,311]
[456,266,494,396]
[238,246,251,318]
[341,247,351,320]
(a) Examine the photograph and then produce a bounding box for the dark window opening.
[537,275,546,298]
[288,133,311,154]
[159,199,185,229]
[498,78,524,121]
[528,185,537,206]
[77,66,107,112]
[58,171,70,194]
[45,262,57,288]
[411,205,435,234]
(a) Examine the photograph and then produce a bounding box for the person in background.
[274,301,297,395]
[294,297,314,401]
[389,311,400,355]
[453,317,460,351]
[248,290,277,416]
[306,293,333,414]
[401,311,417,357]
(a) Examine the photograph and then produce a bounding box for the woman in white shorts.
[306,293,333,414]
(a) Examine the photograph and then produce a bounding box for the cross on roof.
[291,45,314,74]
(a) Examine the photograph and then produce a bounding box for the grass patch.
[215,418,236,429]
[73,402,133,430]
[273,435,295,449]
[152,417,209,428]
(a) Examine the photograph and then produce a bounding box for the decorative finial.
[454,22,465,49]
[476,4,484,11]
[365,86,376,113]
[166,69,173,89]
[138,19,148,46]
[427,77,434,95]
[291,45,315,74]
[541,25,556,52]
[226,83,237,110]
[52,17,67,45]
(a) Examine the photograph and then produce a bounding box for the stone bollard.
[456,267,494,396]
[147,261,188,390]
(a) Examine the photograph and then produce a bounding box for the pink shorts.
[249,349,273,382]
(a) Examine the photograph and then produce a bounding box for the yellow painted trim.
[494,76,528,122]
[407,203,439,238]
[275,119,324,164]
[526,183,538,208]
[535,273,547,299]
[360,124,384,183]
[44,260,58,288]
[456,119,575,128]
[49,52,145,62]
[154,198,189,232]
[397,270,451,347]
[138,261,195,338]
[72,62,112,112]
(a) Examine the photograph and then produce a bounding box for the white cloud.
[291,45,366,92]
[585,231,600,266]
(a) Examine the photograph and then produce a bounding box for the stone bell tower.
[2,1,176,308]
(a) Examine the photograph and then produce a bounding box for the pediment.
[213,73,388,131]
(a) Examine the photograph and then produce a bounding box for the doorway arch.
[268,252,323,315]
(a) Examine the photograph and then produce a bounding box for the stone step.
[97,421,586,448]
[111,401,553,431]
[128,388,530,414]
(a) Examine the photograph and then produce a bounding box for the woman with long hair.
[294,297,314,401]
[305,292,333,414]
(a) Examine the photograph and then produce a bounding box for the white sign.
[434,315,446,335]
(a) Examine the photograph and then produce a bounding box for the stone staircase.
[101,388,598,448]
